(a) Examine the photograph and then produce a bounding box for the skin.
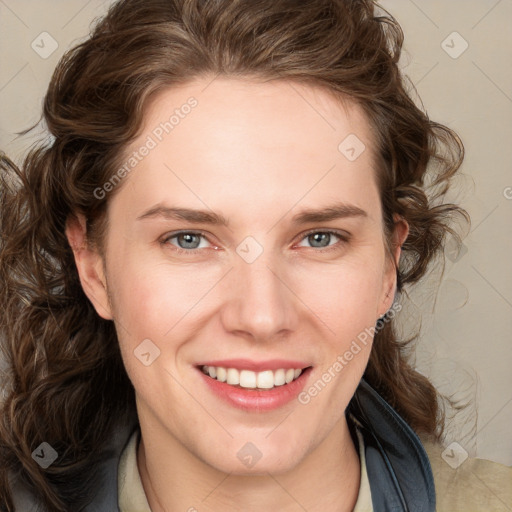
[66,76,408,512]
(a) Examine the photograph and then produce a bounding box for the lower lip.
[197,367,313,412]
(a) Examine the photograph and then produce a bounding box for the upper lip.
[196,359,312,372]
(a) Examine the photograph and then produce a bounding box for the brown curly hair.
[0,0,469,509]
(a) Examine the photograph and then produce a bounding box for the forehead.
[110,76,381,225]
[139,76,373,154]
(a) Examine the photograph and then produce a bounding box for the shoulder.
[422,440,512,511]
[6,417,137,511]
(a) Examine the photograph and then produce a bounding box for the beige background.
[0,0,511,467]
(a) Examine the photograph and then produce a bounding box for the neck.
[137,416,361,512]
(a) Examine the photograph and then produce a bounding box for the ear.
[65,212,113,320]
[378,213,409,318]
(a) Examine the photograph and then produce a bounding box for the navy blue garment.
[347,378,435,512]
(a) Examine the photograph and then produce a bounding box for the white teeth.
[201,365,305,389]
[274,369,286,386]
[240,370,257,388]
[256,370,274,389]
[226,368,239,385]
[216,367,227,382]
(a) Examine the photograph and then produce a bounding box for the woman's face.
[71,76,405,474]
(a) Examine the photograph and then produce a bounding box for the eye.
[160,231,214,254]
[159,229,349,256]
[296,229,349,252]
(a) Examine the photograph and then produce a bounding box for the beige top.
[422,440,512,511]
[117,427,373,511]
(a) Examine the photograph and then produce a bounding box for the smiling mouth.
[198,364,312,390]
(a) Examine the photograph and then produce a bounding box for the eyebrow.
[136,202,368,226]
[290,203,367,224]
[136,205,230,225]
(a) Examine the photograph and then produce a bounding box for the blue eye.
[160,229,349,256]
[300,231,339,248]
[297,230,348,251]
[161,231,211,254]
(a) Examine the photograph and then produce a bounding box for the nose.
[220,250,299,343]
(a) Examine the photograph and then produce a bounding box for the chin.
[200,440,305,476]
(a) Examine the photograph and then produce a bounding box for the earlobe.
[378,214,409,318]
[65,213,113,320]
[378,287,396,320]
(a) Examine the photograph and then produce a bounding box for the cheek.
[292,258,384,332]
[106,252,223,348]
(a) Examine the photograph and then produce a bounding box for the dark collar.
[347,378,436,512]
[85,378,435,511]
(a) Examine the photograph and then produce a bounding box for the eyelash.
[159,229,350,256]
